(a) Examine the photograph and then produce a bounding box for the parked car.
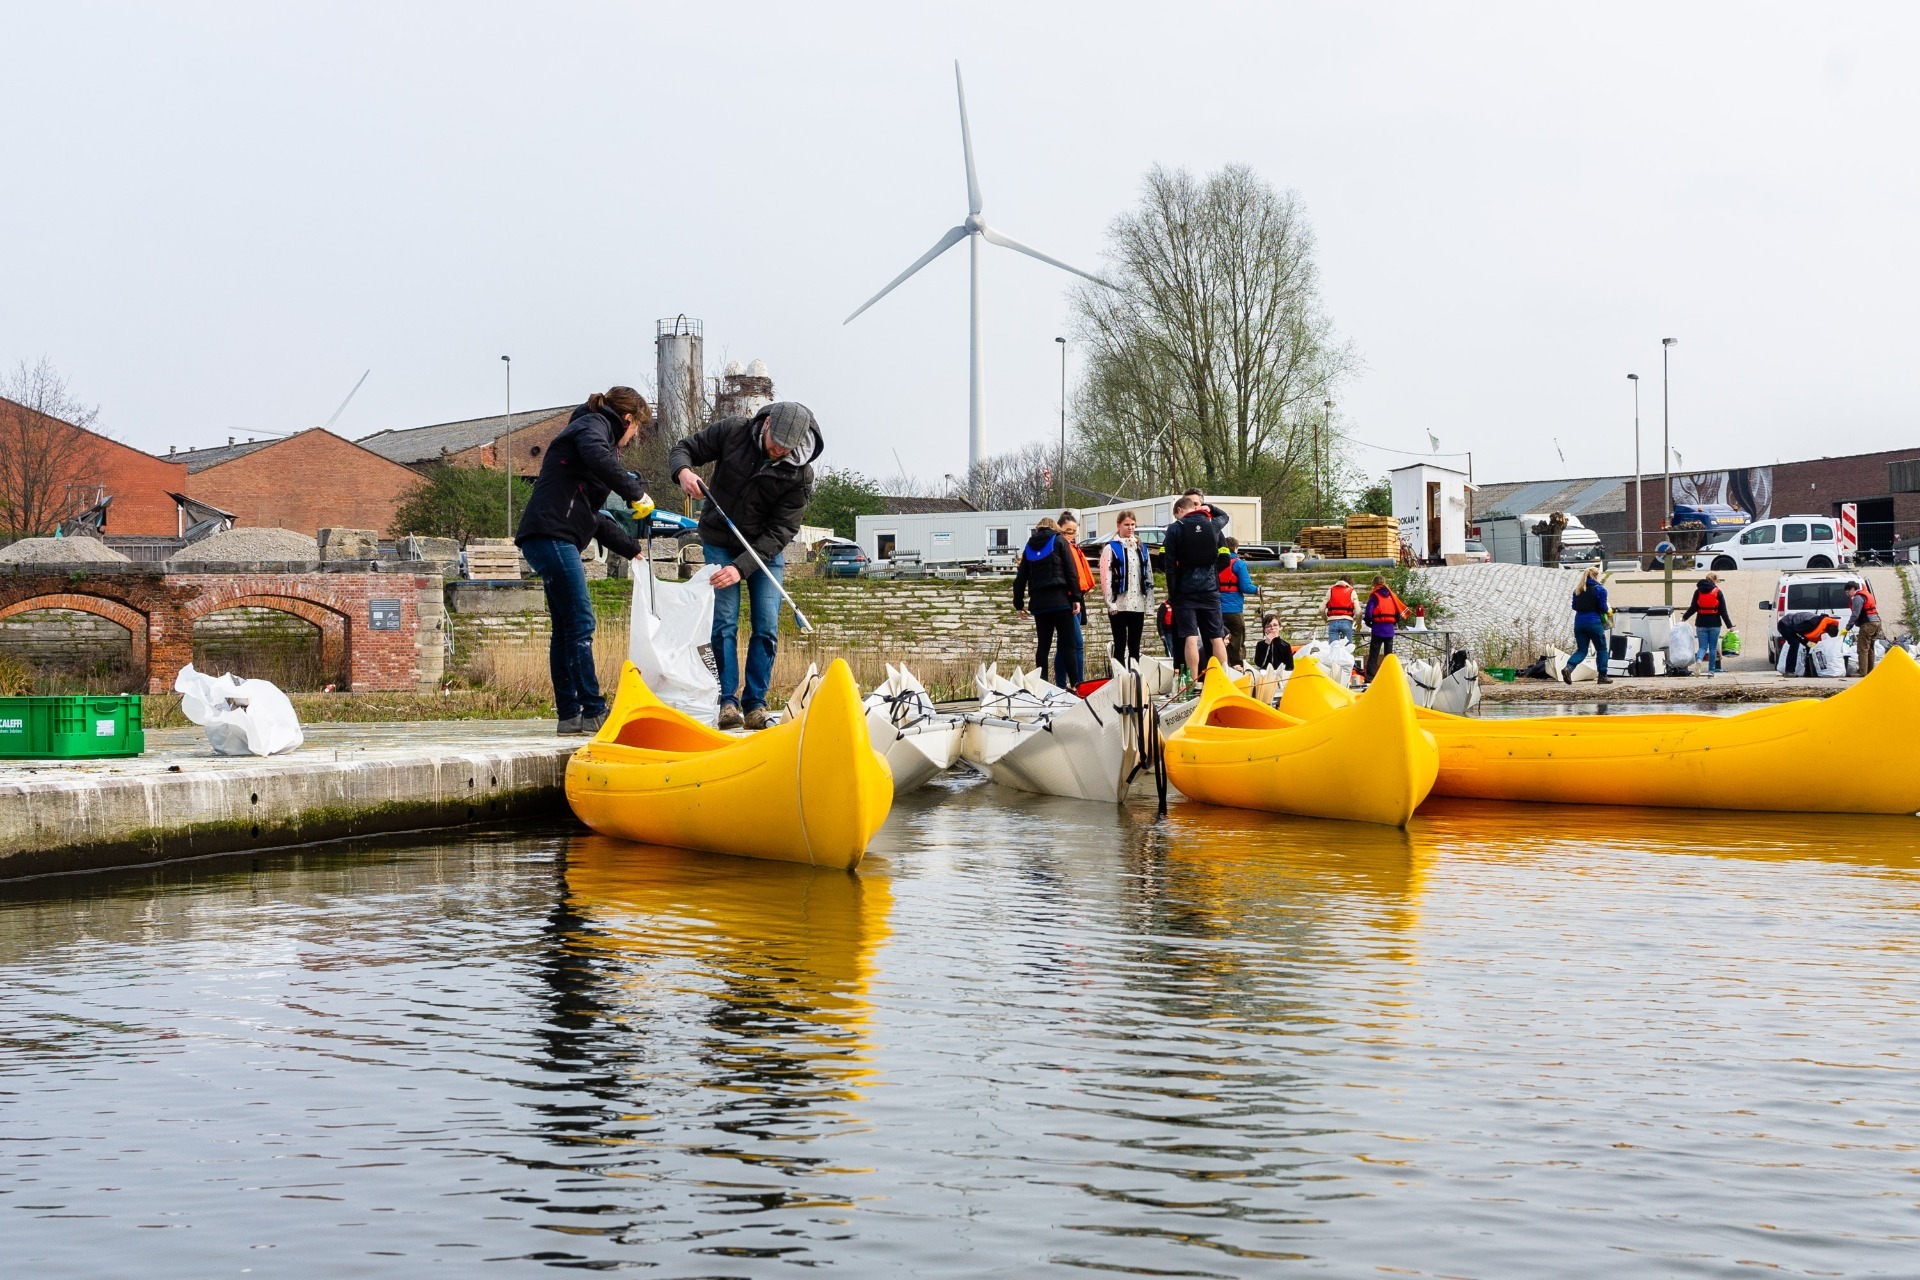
[1693,514,1844,572]
[1756,569,1863,663]
[820,539,869,578]
[1081,525,1169,573]
[1461,538,1491,564]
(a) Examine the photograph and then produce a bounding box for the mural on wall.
[1671,467,1772,520]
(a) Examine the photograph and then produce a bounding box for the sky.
[4,1,1918,489]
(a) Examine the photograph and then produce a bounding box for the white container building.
[1078,495,1264,542]
[855,509,1057,563]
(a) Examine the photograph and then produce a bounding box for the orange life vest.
[1856,585,1879,619]
[1369,588,1406,625]
[1326,582,1356,617]
[1216,555,1243,596]
[1806,615,1839,642]
[1068,543,1096,594]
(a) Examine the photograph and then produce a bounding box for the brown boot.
[744,706,772,731]
[717,702,743,730]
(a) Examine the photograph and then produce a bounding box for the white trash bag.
[1301,637,1357,687]
[1667,621,1697,675]
[173,663,304,756]
[1812,634,1847,678]
[631,565,721,725]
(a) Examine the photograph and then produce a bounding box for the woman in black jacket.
[1012,519,1084,689]
[513,386,652,735]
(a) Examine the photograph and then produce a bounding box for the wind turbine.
[845,62,1111,476]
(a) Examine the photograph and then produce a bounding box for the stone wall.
[0,607,135,666]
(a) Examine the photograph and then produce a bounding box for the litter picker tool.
[696,482,814,633]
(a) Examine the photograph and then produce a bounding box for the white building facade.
[1389,464,1473,562]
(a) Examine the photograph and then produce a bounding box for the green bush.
[390,465,534,543]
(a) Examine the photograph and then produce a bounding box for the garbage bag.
[1720,628,1742,656]
[630,565,721,725]
[1811,634,1847,677]
[1843,639,1889,677]
[1667,621,1697,675]
[1300,637,1357,687]
[173,663,304,756]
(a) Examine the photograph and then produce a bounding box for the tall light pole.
[1055,336,1067,510]
[1661,338,1677,539]
[1317,400,1334,527]
[1628,372,1641,560]
[501,356,513,533]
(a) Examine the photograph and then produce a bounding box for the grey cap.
[758,401,816,452]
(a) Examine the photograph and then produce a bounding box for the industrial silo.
[713,358,775,420]
[654,316,704,439]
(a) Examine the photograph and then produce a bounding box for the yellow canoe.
[1165,655,1439,827]
[1283,645,1920,816]
[565,658,894,867]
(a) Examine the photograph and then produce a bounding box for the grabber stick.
[698,484,813,633]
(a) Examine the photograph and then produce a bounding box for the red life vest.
[1326,582,1356,617]
[1806,615,1839,642]
[1696,585,1722,615]
[1369,588,1406,625]
[1216,556,1243,596]
[1856,585,1879,618]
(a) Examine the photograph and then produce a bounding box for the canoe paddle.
[694,483,814,633]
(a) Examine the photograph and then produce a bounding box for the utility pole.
[1055,337,1067,510]
[1628,372,1642,562]
[1661,339,1676,543]
[501,355,513,534]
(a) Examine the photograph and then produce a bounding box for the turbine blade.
[956,61,982,215]
[323,368,371,429]
[979,226,1114,288]
[844,225,970,324]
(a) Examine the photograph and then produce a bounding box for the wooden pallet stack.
[1343,514,1401,560]
[465,538,528,581]
[1297,526,1347,557]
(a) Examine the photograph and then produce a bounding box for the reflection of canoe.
[1165,656,1439,827]
[789,663,960,793]
[1287,645,1920,816]
[566,658,893,867]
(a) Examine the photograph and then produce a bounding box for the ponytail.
[586,385,652,427]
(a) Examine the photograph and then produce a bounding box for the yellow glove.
[631,492,656,520]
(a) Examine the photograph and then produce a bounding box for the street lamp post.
[501,355,514,533]
[1054,337,1067,510]
[1628,372,1641,561]
[1661,339,1677,542]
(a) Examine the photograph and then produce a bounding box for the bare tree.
[1069,164,1357,536]
[965,441,1058,512]
[0,357,106,537]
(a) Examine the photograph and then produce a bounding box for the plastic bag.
[630,565,721,725]
[1667,621,1697,675]
[1812,635,1846,678]
[1720,628,1742,656]
[1300,637,1357,687]
[173,663,304,756]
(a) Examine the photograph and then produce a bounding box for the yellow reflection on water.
[563,836,894,1102]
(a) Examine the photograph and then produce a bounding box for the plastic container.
[0,695,145,759]
[1487,667,1518,683]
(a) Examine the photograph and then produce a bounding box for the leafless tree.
[964,441,1058,512]
[1069,164,1358,537]
[0,357,106,537]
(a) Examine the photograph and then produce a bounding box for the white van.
[1477,513,1604,567]
[1693,514,1845,572]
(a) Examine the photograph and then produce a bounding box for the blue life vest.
[1108,537,1151,597]
[1023,534,1057,562]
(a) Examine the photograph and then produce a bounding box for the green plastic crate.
[0,695,145,759]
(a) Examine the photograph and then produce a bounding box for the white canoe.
[959,659,1180,803]
[788,663,962,793]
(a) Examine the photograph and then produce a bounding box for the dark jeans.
[1222,611,1247,667]
[1779,623,1816,676]
[521,537,603,721]
[1366,633,1394,681]
[1034,609,1076,689]
[1570,616,1609,678]
[1109,610,1144,665]
[705,544,785,711]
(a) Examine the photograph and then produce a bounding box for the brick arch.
[185,593,351,683]
[0,592,150,677]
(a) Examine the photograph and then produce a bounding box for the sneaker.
[555,715,583,736]
[1562,668,1573,685]
[1597,675,1613,685]
[744,706,772,731]
[580,711,608,735]
[717,703,744,730]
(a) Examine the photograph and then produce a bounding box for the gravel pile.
[169,527,320,566]
[0,536,132,565]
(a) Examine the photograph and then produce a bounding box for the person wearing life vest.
[1012,517,1084,689]
[1325,576,1357,645]
[1215,537,1260,667]
[1566,565,1613,685]
[1099,509,1155,668]
[1776,610,1839,677]
[1682,573,1734,675]
[1848,580,1882,676]
[1362,574,1409,682]
[1164,492,1231,682]
[1056,513,1095,686]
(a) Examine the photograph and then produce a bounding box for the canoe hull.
[567,659,894,867]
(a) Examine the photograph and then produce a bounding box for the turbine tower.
[845,61,1111,476]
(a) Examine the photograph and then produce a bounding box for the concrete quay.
[0,721,576,879]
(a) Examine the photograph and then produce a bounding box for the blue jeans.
[521,538,603,721]
[1067,609,1085,686]
[1697,624,1722,672]
[1570,616,1609,678]
[1328,617,1355,645]
[705,544,785,711]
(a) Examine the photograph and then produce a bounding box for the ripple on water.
[3,784,1920,1276]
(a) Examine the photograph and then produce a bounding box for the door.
[1426,482,1441,560]
[1850,499,1895,554]
[1735,521,1782,566]
[875,532,897,560]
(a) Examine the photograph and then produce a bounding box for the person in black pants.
[1252,612,1295,670]
[1164,493,1231,681]
[1013,518,1085,688]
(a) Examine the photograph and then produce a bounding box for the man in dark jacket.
[515,388,652,735]
[1776,609,1838,677]
[1163,493,1230,681]
[668,402,822,729]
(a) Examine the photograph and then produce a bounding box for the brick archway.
[184,593,351,685]
[0,592,150,678]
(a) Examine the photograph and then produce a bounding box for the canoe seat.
[1201,700,1297,731]
[610,708,736,754]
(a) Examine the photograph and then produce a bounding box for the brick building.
[0,395,189,536]
[174,429,425,537]
[357,406,574,476]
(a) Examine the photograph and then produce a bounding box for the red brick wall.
[185,429,423,537]
[0,400,190,536]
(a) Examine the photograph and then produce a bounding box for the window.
[1740,524,1776,545]
[1783,523,1808,543]
[1812,523,1833,541]
[875,532,897,559]
[986,527,1009,549]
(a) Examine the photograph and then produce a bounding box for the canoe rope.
[1113,667,1169,818]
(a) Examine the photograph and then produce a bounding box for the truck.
[1474,512,1604,568]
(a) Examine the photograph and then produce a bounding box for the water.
[5,782,1920,1277]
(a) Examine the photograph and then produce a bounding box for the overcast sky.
[5,2,1917,488]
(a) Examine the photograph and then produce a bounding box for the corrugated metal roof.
[171,438,277,473]
[357,406,572,465]
[1475,475,1628,519]
[881,496,977,514]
